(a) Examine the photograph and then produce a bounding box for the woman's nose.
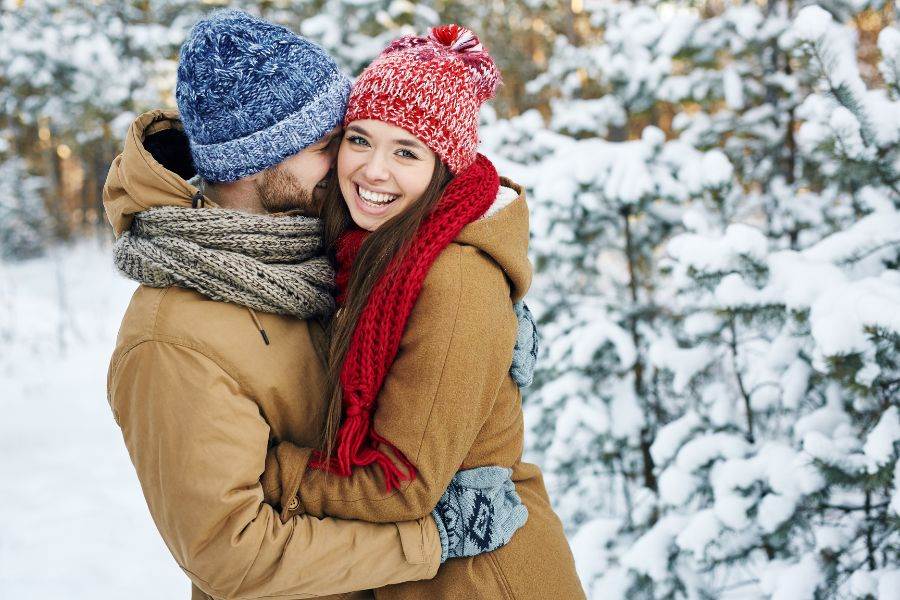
[362,152,389,182]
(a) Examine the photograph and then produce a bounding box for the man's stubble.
[254,164,314,214]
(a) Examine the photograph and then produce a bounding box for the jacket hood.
[103,109,204,237]
[456,177,532,302]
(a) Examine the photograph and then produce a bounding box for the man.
[104,10,529,600]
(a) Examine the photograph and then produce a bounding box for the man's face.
[254,128,341,214]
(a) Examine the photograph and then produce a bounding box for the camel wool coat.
[267,181,587,600]
[104,109,442,600]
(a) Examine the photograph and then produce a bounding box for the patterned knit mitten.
[510,300,539,387]
[432,466,529,562]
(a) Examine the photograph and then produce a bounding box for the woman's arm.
[271,243,519,523]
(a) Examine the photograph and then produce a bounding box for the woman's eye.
[397,149,418,160]
[347,135,369,147]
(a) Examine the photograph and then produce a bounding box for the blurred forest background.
[2,0,899,598]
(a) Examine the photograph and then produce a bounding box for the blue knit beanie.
[176,10,351,183]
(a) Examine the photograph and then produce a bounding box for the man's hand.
[432,466,528,562]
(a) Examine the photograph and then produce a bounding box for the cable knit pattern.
[114,206,336,319]
[309,154,501,490]
[176,10,351,182]
[343,25,501,174]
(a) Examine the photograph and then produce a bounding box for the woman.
[264,25,585,599]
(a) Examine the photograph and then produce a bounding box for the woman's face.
[337,119,436,231]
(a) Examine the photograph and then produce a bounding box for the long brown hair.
[318,160,453,457]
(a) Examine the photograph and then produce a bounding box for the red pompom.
[378,24,501,105]
[429,24,483,53]
[429,24,500,103]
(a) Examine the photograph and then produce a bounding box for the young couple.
[104,9,584,600]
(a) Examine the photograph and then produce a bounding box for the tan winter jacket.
[268,181,586,599]
[104,109,441,600]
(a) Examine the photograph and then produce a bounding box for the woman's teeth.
[358,186,398,206]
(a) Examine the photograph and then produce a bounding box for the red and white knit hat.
[343,24,501,175]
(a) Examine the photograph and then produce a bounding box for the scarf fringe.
[309,414,417,491]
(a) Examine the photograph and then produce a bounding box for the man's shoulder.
[112,285,316,368]
[115,285,245,350]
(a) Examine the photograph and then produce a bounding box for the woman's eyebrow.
[347,124,425,150]
[394,138,426,150]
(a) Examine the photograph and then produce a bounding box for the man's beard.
[254,165,313,214]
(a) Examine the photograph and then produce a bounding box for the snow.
[893,460,900,517]
[757,493,797,534]
[863,406,900,471]
[648,338,715,394]
[809,274,900,357]
[780,359,811,409]
[621,515,688,582]
[0,241,184,598]
[674,432,750,472]
[667,223,768,273]
[658,465,700,506]
[723,66,744,109]
[879,26,900,88]
[849,570,878,597]
[570,517,620,587]
[674,509,721,556]
[878,570,900,600]
[650,411,702,465]
[609,384,645,440]
[788,6,833,43]
[758,554,821,600]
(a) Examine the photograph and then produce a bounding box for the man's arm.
[109,340,440,600]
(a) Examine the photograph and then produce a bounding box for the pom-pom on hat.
[176,10,351,183]
[343,24,501,175]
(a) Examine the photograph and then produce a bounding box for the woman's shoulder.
[450,178,532,301]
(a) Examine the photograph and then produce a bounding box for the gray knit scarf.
[114,206,335,319]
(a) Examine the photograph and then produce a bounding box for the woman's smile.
[356,184,400,206]
[337,119,436,231]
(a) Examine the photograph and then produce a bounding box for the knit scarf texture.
[309,154,500,491]
[114,206,336,319]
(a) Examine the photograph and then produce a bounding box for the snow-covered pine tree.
[482,2,743,593]
[650,7,899,598]
[281,0,439,76]
[0,151,48,260]
[487,0,900,597]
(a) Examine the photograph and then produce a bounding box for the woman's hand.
[261,444,283,507]
[510,301,538,387]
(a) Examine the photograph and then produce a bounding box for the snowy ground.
[0,240,185,598]
[0,240,592,598]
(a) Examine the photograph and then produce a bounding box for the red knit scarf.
[309,154,500,491]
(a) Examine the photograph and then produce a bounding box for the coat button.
[286,496,299,511]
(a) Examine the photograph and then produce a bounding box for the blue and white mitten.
[509,300,539,387]
[432,466,529,562]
